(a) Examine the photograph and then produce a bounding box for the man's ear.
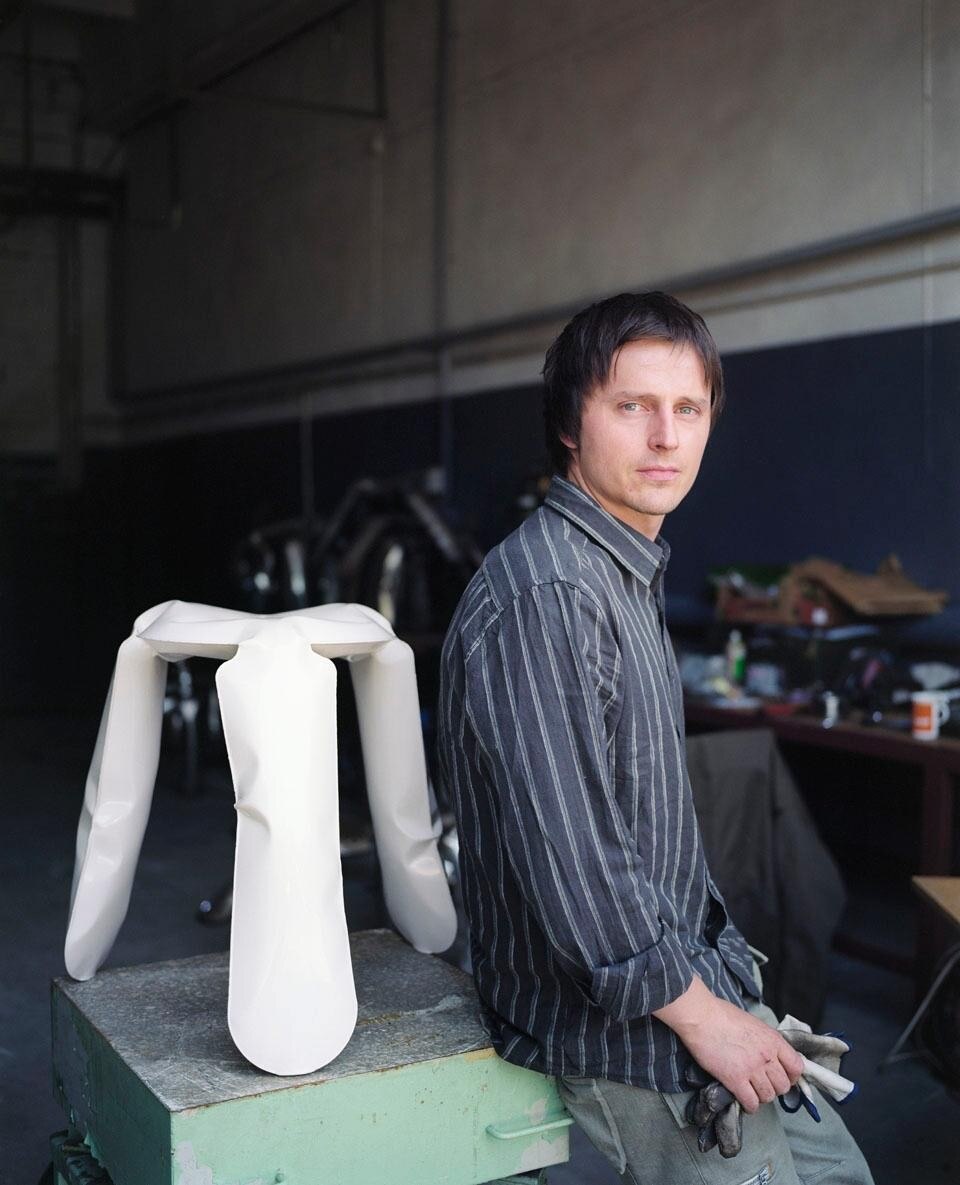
[559,433,577,452]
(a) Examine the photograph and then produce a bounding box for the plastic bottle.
[725,629,746,686]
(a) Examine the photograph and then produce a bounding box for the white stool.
[64,600,457,1076]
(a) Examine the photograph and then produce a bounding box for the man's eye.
[621,402,640,412]
[678,405,700,416]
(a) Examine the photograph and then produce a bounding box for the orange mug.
[911,691,950,740]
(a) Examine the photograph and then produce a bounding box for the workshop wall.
[6,0,960,443]
[5,314,957,716]
[0,11,114,457]
[668,319,960,604]
[155,312,960,616]
[448,0,959,334]
[0,219,61,454]
[103,0,960,431]
[4,0,960,710]
[116,0,437,397]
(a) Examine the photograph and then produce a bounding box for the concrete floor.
[2,712,957,1185]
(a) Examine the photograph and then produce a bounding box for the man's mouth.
[638,467,680,481]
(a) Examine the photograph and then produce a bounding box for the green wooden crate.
[51,930,570,1185]
[50,1131,551,1185]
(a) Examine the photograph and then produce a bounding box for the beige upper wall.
[449,0,955,320]
[121,0,438,392]
[118,0,960,399]
[3,0,960,449]
[930,0,960,207]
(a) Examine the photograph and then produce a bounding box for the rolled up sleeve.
[463,579,694,1019]
[590,925,694,1019]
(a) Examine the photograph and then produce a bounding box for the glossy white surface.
[64,600,457,1075]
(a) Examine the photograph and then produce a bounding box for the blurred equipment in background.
[312,471,483,638]
[712,555,947,628]
[234,470,482,637]
[512,472,551,527]
[161,660,222,798]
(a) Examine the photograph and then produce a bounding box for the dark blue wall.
[3,319,959,711]
[666,322,960,604]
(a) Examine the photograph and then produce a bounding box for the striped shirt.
[437,475,759,1092]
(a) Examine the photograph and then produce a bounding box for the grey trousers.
[558,990,874,1185]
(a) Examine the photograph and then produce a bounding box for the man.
[438,292,873,1184]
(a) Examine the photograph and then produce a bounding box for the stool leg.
[65,623,167,980]
[217,628,357,1075]
[349,637,457,954]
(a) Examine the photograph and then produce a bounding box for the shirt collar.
[544,475,669,587]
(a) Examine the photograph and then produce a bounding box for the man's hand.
[653,976,804,1113]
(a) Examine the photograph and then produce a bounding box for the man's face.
[561,338,712,541]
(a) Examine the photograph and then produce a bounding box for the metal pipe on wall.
[107,195,127,408]
[20,0,33,171]
[432,0,453,502]
[57,215,83,490]
[372,0,386,120]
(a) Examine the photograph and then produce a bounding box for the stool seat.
[52,929,571,1185]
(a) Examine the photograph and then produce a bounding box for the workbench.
[912,875,960,979]
[912,875,960,928]
[50,929,571,1185]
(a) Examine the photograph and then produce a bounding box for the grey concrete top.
[52,929,490,1111]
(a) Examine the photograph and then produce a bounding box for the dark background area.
[4,318,958,713]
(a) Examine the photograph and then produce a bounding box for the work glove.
[684,1016,857,1158]
[776,1014,857,1122]
[685,1063,743,1157]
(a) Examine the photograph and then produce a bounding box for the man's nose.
[648,409,679,450]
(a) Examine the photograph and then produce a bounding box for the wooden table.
[913,876,960,928]
[911,876,960,1005]
[685,702,960,876]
